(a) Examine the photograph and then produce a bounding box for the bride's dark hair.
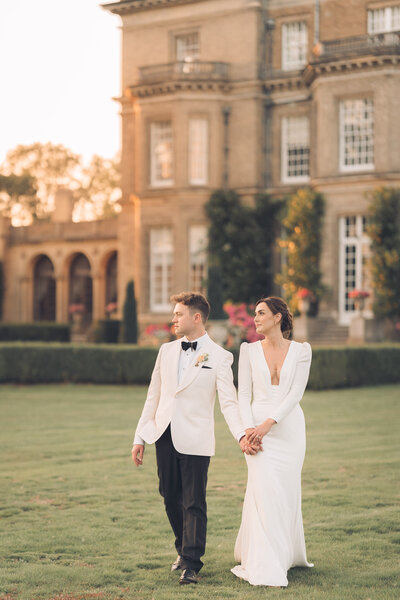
[255,296,293,339]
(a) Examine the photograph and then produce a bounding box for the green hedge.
[93,320,121,344]
[0,323,70,342]
[0,343,399,388]
[0,343,157,384]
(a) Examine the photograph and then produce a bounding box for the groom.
[131,292,252,584]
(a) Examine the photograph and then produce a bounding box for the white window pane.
[151,122,173,187]
[392,7,400,30]
[368,7,400,33]
[150,228,173,311]
[282,22,307,71]
[189,119,208,185]
[368,8,386,33]
[189,225,207,293]
[282,116,310,182]
[340,99,374,171]
[176,32,199,61]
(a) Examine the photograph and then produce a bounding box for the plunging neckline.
[258,340,293,386]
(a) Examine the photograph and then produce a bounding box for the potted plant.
[296,288,315,316]
[348,289,370,314]
[69,303,85,329]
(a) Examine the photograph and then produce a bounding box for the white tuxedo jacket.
[134,336,243,456]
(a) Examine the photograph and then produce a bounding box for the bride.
[231,296,313,587]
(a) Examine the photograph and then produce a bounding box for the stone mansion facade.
[1,0,399,337]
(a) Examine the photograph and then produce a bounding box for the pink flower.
[106,302,118,313]
[145,324,170,338]
[297,288,315,300]
[348,289,370,300]
[69,303,85,314]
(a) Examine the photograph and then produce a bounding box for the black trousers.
[155,425,210,572]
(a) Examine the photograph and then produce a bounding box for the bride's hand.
[247,419,276,444]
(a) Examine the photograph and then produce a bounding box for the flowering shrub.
[223,302,263,347]
[68,303,85,314]
[348,289,370,300]
[143,324,173,346]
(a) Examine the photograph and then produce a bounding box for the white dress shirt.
[178,332,208,384]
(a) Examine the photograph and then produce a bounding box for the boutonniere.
[195,353,209,367]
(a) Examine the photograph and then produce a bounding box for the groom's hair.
[170,292,210,324]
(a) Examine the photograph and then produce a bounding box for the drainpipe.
[222,106,231,189]
[314,0,320,44]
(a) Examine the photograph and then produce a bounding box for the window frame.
[188,118,209,186]
[281,21,308,71]
[281,116,310,183]
[150,121,174,188]
[149,228,173,313]
[339,98,374,173]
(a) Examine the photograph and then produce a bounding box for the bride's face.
[254,302,280,335]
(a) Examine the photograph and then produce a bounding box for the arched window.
[69,254,92,324]
[33,255,56,321]
[105,252,118,312]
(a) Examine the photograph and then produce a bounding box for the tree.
[367,187,400,321]
[207,264,227,320]
[205,190,282,304]
[120,280,138,344]
[0,173,37,222]
[276,188,325,313]
[0,142,121,224]
[0,261,4,320]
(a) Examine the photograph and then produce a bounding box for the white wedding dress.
[231,340,313,587]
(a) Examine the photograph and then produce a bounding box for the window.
[175,32,200,62]
[189,225,207,293]
[368,6,400,33]
[282,22,307,71]
[150,121,173,187]
[281,116,310,182]
[339,99,374,171]
[150,228,173,312]
[339,216,371,324]
[189,119,208,185]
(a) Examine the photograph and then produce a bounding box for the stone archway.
[69,253,93,325]
[33,255,56,321]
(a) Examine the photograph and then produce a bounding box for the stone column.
[55,276,68,323]
[20,276,33,321]
[92,274,103,322]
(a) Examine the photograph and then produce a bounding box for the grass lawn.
[0,384,399,600]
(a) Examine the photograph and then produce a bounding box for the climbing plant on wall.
[276,188,325,313]
[367,187,400,322]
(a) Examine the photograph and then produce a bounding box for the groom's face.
[172,303,197,337]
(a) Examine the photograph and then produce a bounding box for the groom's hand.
[239,436,258,455]
[132,444,144,467]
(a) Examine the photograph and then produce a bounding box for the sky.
[0,0,121,164]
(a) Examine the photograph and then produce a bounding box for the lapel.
[166,339,181,390]
[176,337,213,394]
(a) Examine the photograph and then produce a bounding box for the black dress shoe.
[179,568,198,585]
[171,555,183,572]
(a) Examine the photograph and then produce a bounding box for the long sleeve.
[216,352,245,440]
[132,344,163,446]
[269,342,312,423]
[238,342,255,429]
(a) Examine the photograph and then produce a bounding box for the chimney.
[52,188,74,222]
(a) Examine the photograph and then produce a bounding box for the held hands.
[246,420,276,445]
[239,429,264,455]
[132,444,144,467]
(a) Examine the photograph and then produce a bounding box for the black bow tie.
[181,341,197,351]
